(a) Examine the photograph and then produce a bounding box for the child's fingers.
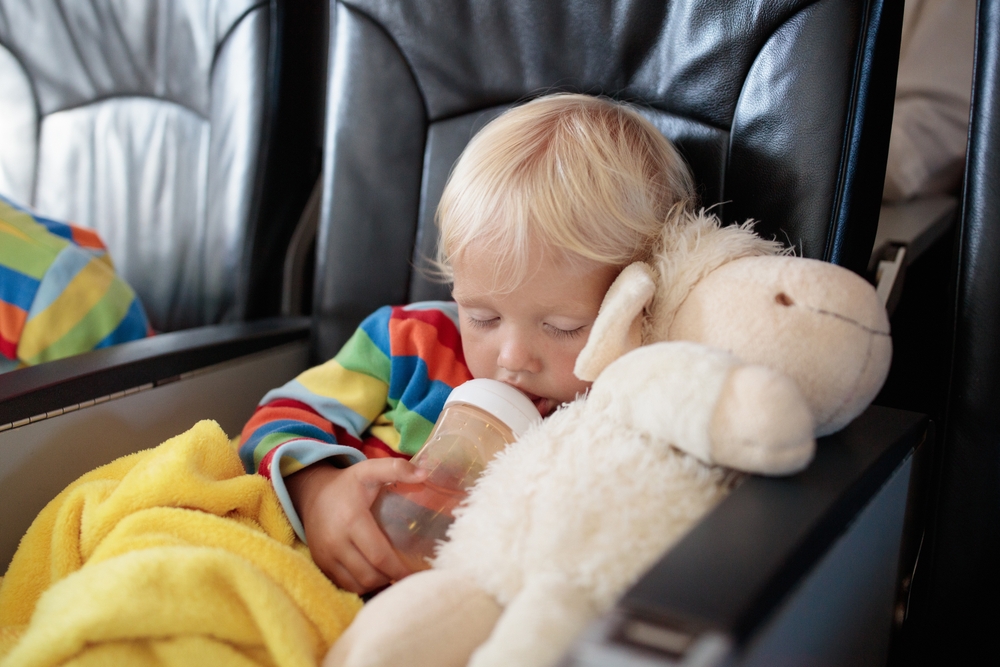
[353,458,429,490]
[307,520,391,594]
[330,544,391,594]
[351,516,413,582]
[325,560,364,594]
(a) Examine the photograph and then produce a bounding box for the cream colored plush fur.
[646,210,789,344]
[325,210,892,667]
[576,209,892,456]
[328,353,739,667]
[575,209,787,382]
[669,255,892,436]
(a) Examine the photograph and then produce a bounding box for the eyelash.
[546,324,585,339]
[465,315,584,339]
[465,316,499,330]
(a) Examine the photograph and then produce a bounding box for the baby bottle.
[372,378,541,572]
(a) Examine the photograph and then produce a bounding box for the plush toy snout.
[324,570,502,667]
[590,341,816,474]
[668,256,892,435]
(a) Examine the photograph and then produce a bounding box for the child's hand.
[286,459,429,594]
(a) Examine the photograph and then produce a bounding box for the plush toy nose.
[668,255,892,436]
[774,292,794,307]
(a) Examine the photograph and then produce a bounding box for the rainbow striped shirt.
[0,195,152,373]
[238,302,473,539]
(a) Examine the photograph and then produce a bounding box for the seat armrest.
[869,196,958,313]
[872,196,957,264]
[0,317,311,428]
[566,405,928,666]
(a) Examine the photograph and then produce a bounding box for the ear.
[574,262,656,381]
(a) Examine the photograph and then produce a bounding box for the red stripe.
[258,448,277,481]
[389,318,473,388]
[0,301,28,348]
[360,436,411,460]
[0,335,17,360]
[391,306,465,362]
[330,423,365,451]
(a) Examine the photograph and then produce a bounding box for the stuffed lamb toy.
[325,210,892,667]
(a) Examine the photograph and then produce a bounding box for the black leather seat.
[0,0,326,331]
[896,0,1000,662]
[314,0,900,359]
[1,2,927,666]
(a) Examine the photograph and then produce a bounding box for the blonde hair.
[435,93,696,292]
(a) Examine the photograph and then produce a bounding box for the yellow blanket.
[0,420,362,666]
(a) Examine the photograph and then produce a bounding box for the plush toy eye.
[775,292,794,306]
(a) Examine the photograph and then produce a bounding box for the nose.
[497,329,540,374]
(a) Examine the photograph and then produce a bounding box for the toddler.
[238,93,696,594]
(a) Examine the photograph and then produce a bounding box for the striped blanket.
[0,195,151,373]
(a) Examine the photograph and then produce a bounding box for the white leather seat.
[0,0,325,331]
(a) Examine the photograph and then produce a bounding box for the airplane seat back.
[313,0,902,360]
[0,0,326,331]
[904,0,1000,660]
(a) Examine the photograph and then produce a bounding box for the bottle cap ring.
[444,379,542,438]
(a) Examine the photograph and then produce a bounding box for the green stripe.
[335,328,391,384]
[254,431,299,469]
[25,274,134,365]
[384,399,435,456]
[0,230,63,279]
[0,201,70,249]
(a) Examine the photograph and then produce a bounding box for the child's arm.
[239,303,470,593]
[286,458,428,593]
[238,308,400,591]
[239,307,399,509]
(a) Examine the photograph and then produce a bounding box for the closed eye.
[545,323,586,339]
[465,315,499,330]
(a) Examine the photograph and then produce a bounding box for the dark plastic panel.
[0,318,310,426]
[621,405,926,646]
[908,0,1000,660]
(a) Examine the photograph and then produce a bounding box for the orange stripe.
[393,307,464,356]
[69,225,106,251]
[0,300,28,346]
[361,438,410,460]
[389,318,473,388]
[241,405,333,443]
[362,446,395,459]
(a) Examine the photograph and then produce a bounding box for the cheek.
[547,340,593,398]
[458,326,496,379]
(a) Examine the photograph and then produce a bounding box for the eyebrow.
[451,284,498,303]
[450,288,476,303]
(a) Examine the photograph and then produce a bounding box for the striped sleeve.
[383,302,473,455]
[237,302,474,539]
[238,302,475,474]
[237,306,396,480]
[0,196,152,370]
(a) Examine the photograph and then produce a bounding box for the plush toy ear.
[574,262,656,382]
